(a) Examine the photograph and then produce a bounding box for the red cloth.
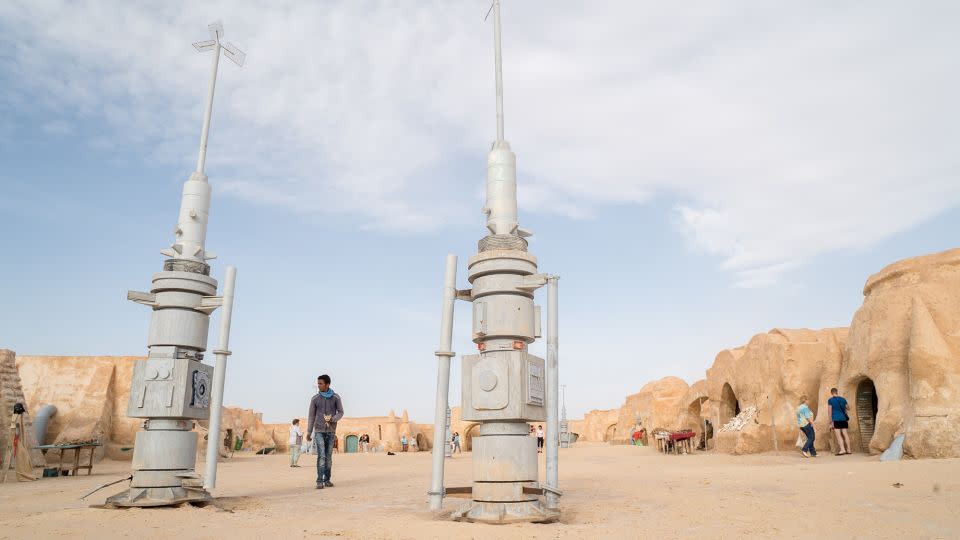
[669,431,696,442]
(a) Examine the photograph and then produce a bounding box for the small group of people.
[287,374,345,489]
[796,387,852,458]
[400,434,418,452]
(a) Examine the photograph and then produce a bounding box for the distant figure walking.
[536,425,545,454]
[401,434,408,452]
[359,433,369,453]
[828,388,852,455]
[307,374,344,489]
[289,419,303,467]
[453,432,461,453]
[796,395,817,458]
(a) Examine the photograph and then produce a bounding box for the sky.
[1,1,958,423]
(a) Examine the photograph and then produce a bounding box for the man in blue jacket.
[306,374,344,489]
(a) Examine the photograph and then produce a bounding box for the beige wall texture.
[12,355,431,461]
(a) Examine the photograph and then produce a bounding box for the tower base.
[105,486,211,508]
[451,500,559,524]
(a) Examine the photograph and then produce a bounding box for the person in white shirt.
[536,425,545,453]
[289,419,303,467]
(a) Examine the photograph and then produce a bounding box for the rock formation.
[568,249,960,459]
[705,328,847,454]
[610,377,690,443]
[837,249,960,458]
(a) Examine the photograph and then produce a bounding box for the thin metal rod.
[204,265,237,490]
[545,275,560,510]
[196,39,222,174]
[429,255,458,511]
[493,0,504,141]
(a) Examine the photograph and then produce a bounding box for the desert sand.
[1,443,957,539]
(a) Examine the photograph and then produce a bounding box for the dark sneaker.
[316,483,324,489]
[324,481,334,487]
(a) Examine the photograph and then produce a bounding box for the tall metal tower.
[428,0,561,524]
[106,21,243,507]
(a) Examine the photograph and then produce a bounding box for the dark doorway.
[856,379,878,452]
[720,383,740,424]
[603,424,617,442]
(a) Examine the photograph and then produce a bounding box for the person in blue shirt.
[827,387,851,455]
[796,395,817,458]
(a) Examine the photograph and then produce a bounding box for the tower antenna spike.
[492,0,505,142]
[192,20,246,176]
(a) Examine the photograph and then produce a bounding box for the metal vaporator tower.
[429,1,561,524]
[106,21,244,507]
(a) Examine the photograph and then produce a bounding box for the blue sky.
[1,1,958,423]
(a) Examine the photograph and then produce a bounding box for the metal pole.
[196,39,221,174]
[493,0,504,141]
[204,266,237,490]
[545,275,559,510]
[429,255,458,511]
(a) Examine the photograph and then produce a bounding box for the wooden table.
[36,443,101,477]
[668,431,696,454]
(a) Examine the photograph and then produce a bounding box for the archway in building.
[463,424,480,451]
[720,383,740,425]
[345,434,359,453]
[603,424,617,442]
[856,378,879,453]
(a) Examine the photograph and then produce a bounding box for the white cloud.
[1,1,958,285]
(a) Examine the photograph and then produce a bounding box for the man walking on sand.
[797,395,817,458]
[828,387,852,455]
[307,374,344,489]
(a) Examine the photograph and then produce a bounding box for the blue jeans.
[801,423,817,456]
[314,432,335,484]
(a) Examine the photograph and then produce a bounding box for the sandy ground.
[1,443,958,539]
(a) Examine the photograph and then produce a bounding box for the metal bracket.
[517,274,548,291]
[538,483,563,496]
[434,351,455,358]
[127,291,157,306]
[197,296,224,314]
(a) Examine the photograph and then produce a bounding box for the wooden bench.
[36,443,102,477]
